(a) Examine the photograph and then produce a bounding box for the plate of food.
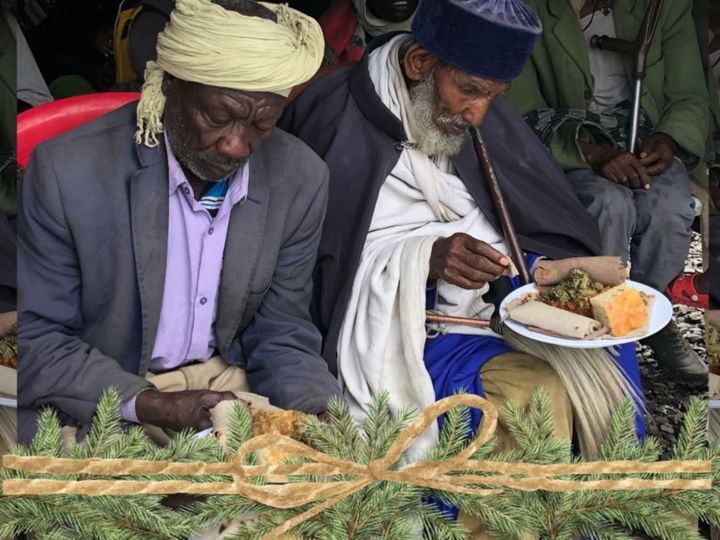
[499,265,672,349]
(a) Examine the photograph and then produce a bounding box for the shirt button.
[208,227,214,235]
[199,297,207,305]
[183,187,191,195]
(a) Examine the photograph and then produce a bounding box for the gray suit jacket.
[17,102,340,441]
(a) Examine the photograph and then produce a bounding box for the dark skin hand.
[580,133,676,189]
[429,233,511,289]
[135,388,333,432]
[638,132,677,176]
[135,389,240,431]
[580,141,651,189]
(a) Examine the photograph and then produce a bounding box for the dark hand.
[580,142,651,189]
[429,233,511,290]
[135,389,239,431]
[639,133,677,176]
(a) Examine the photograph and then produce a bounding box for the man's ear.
[402,43,437,82]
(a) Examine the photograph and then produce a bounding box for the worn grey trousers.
[566,160,695,290]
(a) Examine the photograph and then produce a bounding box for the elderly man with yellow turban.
[17,0,340,443]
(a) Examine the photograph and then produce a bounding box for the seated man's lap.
[632,160,695,225]
[479,352,573,452]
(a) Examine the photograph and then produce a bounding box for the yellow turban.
[135,0,324,147]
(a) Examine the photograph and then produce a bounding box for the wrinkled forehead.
[172,80,286,107]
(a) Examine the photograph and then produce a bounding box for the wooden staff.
[472,126,531,285]
[590,0,665,155]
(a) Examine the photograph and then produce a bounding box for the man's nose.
[216,126,254,160]
[462,100,492,127]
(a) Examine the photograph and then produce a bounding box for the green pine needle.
[1,388,718,539]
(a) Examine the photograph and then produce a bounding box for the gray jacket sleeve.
[239,167,341,414]
[17,145,151,426]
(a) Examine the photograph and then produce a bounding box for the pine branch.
[2,389,718,540]
[80,388,123,460]
[599,399,641,462]
[673,398,708,461]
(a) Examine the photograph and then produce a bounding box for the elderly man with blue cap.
[282,0,646,530]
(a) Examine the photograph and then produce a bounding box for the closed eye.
[204,112,231,127]
[461,84,492,98]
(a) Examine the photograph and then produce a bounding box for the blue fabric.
[411,0,542,82]
[611,343,646,439]
[199,178,230,211]
[425,334,511,432]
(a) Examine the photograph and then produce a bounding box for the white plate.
[499,280,672,349]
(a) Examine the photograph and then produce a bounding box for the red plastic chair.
[17,92,140,169]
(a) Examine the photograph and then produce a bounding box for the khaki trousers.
[457,351,573,540]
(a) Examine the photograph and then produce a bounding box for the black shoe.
[642,322,708,387]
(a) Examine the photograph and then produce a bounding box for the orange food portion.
[590,285,649,337]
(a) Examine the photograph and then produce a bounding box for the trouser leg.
[458,352,572,539]
[566,168,637,263]
[631,161,695,290]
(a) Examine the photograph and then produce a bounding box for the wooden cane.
[590,0,665,155]
[471,127,531,285]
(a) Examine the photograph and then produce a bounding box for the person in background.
[125,0,174,86]
[505,0,709,386]
[707,1,720,309]
[319,0,418,64]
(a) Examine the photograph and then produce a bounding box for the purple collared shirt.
[120,134,249,422]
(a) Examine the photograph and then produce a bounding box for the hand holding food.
[429,233,516,289]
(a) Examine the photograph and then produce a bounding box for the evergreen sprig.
[0,388,718,540]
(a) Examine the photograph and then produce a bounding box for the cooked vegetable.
[538,269,607,317]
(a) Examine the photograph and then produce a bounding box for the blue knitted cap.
[411,0,542,82]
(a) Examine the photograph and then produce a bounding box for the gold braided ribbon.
[2,395,713,540]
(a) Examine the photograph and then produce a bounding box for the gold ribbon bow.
[2,395,713,539]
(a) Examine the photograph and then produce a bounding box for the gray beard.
[166,126,244,184]
[408,74,469,157]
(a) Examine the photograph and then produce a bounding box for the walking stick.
[472,127,531,285]
[589,0,665,155]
